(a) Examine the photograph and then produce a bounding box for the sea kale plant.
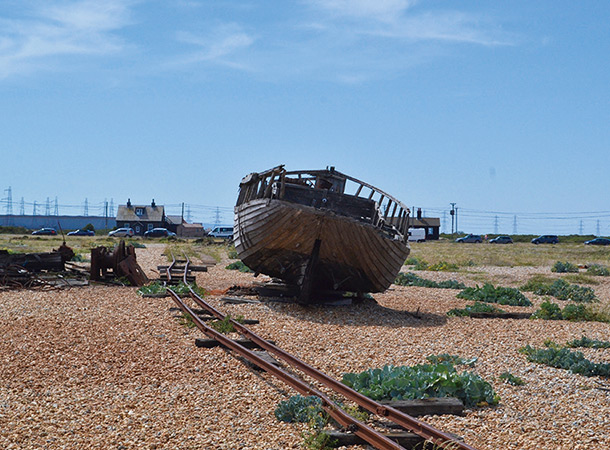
[522,278,597,303]
[394,272,466,289]
[519,341,610,378]
[551,261,579,273]
[342,362,499,407]
[447,302,507,317]
[457,283,532,307]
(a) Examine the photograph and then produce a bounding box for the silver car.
[108,227,135,237]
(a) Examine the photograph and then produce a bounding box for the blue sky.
[1,1,609,234]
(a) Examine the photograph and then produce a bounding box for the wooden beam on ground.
[195,338,275,349]
[379,397,464,417]
[327,431,424,448]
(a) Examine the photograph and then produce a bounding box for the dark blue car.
[32,228,57,236]
[67,229,95,236]
[584,238,610,246]
[531,235,559,244]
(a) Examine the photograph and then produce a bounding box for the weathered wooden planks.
[235,198,410,294]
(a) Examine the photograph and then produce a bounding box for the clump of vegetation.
[227,247,239,259]
[417,260,460,271]
[301,426,337,450]
[586,264,610,276]
[530,300,601,322]
[178,312,196,329]
[137,281,167,296]
[404,256,421,265]
[225,260,254,273]
[394,272,465,289]
[170,281,207,297]
[275,395,326,426]
[498,372,526,386]
[209,314,245,334]
[138,281,206,297]
[342,363,499,407]
[447,302,507,317]
[457,283,532,306]
[426,354,477,367]
[566,335,610,349]
[519,341,610,377]
[551,261,579,273]
[522,278,597,303]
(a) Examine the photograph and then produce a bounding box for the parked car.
[531,235,559,244]
[455,234,482,243]
[67,229,95,236]
[584,237,610,246]
[489,235,513,244]
[208,226,234,239]
[108,227,135,237]
[32,228,57,236]
[144,228,176,238]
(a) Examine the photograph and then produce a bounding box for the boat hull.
[234,198,410,294]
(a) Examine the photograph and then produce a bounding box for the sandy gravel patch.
[1,244,609,450]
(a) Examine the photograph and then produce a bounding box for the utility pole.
[513,215,518,235]
[579,220,583,235]
[494,216,499,234]
[450,203,456,235]
[181,202,185,223]
[84,198,89,216]
[104,200,108,230]
[3,186,13,215]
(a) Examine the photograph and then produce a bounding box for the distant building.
[408,208,440,240]
[165,214,205,237]
[115,199,167,236]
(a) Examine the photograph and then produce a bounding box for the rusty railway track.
[162,254,479,450]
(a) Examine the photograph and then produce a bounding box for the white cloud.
[0,0,132,79]
[171,24,255,68]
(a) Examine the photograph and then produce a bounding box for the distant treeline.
[440,233,600,243]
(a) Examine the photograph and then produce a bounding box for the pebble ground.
[1,243,608,449]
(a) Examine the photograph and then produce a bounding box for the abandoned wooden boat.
[234,166,411,302]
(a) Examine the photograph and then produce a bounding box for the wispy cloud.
[170,23,255,70]
[0,0,132,79]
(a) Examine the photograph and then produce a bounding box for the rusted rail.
[167,288,407,450]
[169,255,478,450]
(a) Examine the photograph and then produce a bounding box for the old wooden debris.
[0,244,81,289]
[194,338,275,349]
[467,312,533,319]
[327,431,424,448]
[221,296,260,305]
[379,398,464,417]
[240,350,281,371]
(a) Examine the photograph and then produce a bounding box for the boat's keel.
[298,239,322,304]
